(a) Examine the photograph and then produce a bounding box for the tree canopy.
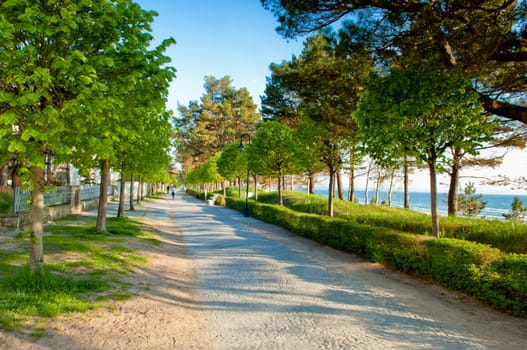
[0,0,176,270]
[261,0,527,123]
[175,76,260,170]
[354,65,494,236]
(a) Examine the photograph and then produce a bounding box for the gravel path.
[170,193,527,349]
[1,191,527,349]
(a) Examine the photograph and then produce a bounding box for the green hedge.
[222,196,527,317]
[255,191,527,253]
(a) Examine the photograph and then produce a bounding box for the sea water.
[311,189,527,220]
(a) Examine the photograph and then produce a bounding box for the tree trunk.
[429,161,440,238]
[129,172,135,211]
[238,176,242,198]
[118,170,126,217]
[364,160,373,204]
[447,150,462,216]
[347,166,355,202]
[336,171,344,200]
[65,163,71,185]
[387,168,395,206]
[278,171,283,206]
[96,159,110,233]
[328,169,335,217]
[0,163,8,187]
[11,162,22,189]
[308,174,315,194]
[45,152,53,185]
[253,175,258,201]
[447,165,460,216]
[403,155,410,209]
[29,166,45,272]
[373,168,381,205]
[137,177,142,204]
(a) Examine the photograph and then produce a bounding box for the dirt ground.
[0,210,212,350]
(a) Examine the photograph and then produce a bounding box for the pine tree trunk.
[29,166,45,272]
[337,171,344,200]
[96,159,110,233]
[328,169,335,217]
[448,153,462,216]
[347,166,355,202]
[429,161,440,238]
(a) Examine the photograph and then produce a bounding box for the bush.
[255,191,527,254]
[0,191,13,214]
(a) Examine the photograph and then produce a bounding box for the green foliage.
[216,143,247,181]
[247,121,297,179]
[175,75,260,169]
[0,191,13,214]
[503,196,527,222]
[185,154,224,186]
[457,182,487,217]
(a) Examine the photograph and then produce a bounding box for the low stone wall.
[0,197,100,231]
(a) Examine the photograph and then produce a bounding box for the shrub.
[0,191,13,214]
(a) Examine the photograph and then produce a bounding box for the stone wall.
[0,196,100,231]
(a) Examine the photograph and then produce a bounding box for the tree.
[0,0,175,271]
[217,142,248,197]
[175,76,260,169]
[457,182,487,218]
[354,65,493,237]
[246,121,297,206]
[293,118,326,194]
[261,0,527,123]
[262,29,372,213]
[62,5,176,229]
[503,196,527,222]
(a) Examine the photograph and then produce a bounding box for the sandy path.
[1,192,527,349]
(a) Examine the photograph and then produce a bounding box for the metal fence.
[80,186,100,201]
[13,186,70,213]
[12,185,112,213]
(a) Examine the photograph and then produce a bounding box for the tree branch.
[480,93,527,124]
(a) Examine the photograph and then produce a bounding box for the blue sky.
[134,0,527,195]
[135,0,304,111]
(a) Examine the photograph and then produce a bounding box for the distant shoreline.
[309,189,527,220]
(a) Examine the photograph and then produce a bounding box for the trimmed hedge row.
[224,196,527,317]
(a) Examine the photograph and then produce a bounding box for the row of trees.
[257,0,527,237]
[0,0,176,271]
[178,1,526,238]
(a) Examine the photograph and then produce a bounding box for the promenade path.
[2,190,527,349]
